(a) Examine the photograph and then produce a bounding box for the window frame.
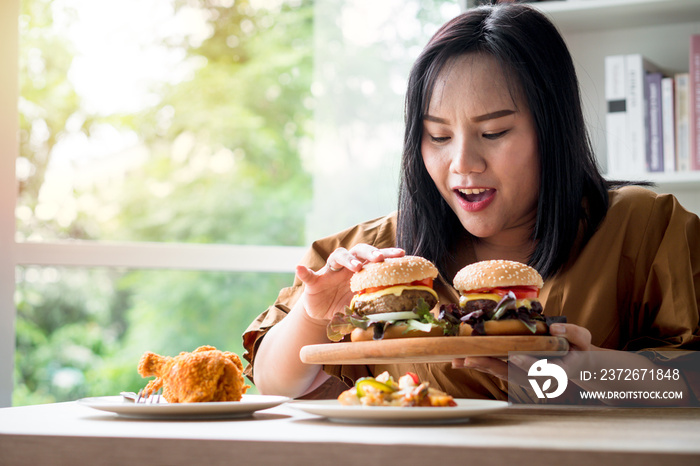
[1,0,20,409]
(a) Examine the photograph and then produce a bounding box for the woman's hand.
[451,323,595,381]
[295,245,405,322]
[254,244,404,397]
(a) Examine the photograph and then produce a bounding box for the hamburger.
[326,255,454,342]
[442,260,558,336]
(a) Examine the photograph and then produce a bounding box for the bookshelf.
[536,0,700,33]
[533,0,700,214]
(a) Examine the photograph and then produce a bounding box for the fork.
[136,388,163,404]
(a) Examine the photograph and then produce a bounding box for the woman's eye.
[483,130,508,140]
[430,135,450,143]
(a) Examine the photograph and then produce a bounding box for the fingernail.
[372,250,382,257]
[550,324,566,335]
[351,259,362,268]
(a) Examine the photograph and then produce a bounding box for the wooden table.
[1,400,699,465]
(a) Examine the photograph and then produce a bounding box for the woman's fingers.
[452,355,538,387]
[326,245,405,273]
[295,265,317,285]
[349,244,405,262]
[326,247,363,273]
[296,264,351,290]
[550,323,592,351]
[452,356,509,380]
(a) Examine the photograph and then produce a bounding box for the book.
[690,34,700,170]
[675,73,690,172]
[645,72,663,172]
[625,54,662,175]
[661,76,676,173]
[604,55,628,176]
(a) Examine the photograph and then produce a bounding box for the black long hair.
[397,4,610,280]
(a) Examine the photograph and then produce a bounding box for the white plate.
[78,394,290,419]
[288,399,509,424]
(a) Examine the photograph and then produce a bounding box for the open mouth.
[457,188,494,203]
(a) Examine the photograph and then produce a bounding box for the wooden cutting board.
[300,336,569,365]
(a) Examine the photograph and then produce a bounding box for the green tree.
[112,0,314,245]
[17,0,100,240]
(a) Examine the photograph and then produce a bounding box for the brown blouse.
[242,186,700,400]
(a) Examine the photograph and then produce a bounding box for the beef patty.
[354,289,438,316]
[460,299,498,314]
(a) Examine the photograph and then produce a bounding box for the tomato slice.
[467,286,540,299]
[360,278,433,296]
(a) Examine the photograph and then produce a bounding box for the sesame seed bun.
[350,255,438,293]
[453,260,543,292]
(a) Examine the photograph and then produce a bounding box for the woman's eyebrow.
[423,114,449,124]
[423,109,515,124]
[471,109,515,122]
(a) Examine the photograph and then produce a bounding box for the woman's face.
[421,53,540,243]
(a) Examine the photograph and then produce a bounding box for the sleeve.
[241,214,398,386]
[624,193,700,354]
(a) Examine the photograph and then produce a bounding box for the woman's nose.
[450,138,486,175]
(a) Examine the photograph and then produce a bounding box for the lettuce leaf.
[404,319,435,334]
[491,291,517,320]
[326,307,369,342]
[414,299,458,336]
[325,298,458,341]
[445,293,550,336]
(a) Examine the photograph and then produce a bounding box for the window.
[3,0,459,406]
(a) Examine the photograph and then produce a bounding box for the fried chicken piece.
[137,345,250,403]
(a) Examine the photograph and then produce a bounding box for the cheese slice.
[459,293,502,305]
[516,299,535,309]
[459,293,536,309]
[350,285,438,309]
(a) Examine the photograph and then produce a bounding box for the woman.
[243,4,700,401]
